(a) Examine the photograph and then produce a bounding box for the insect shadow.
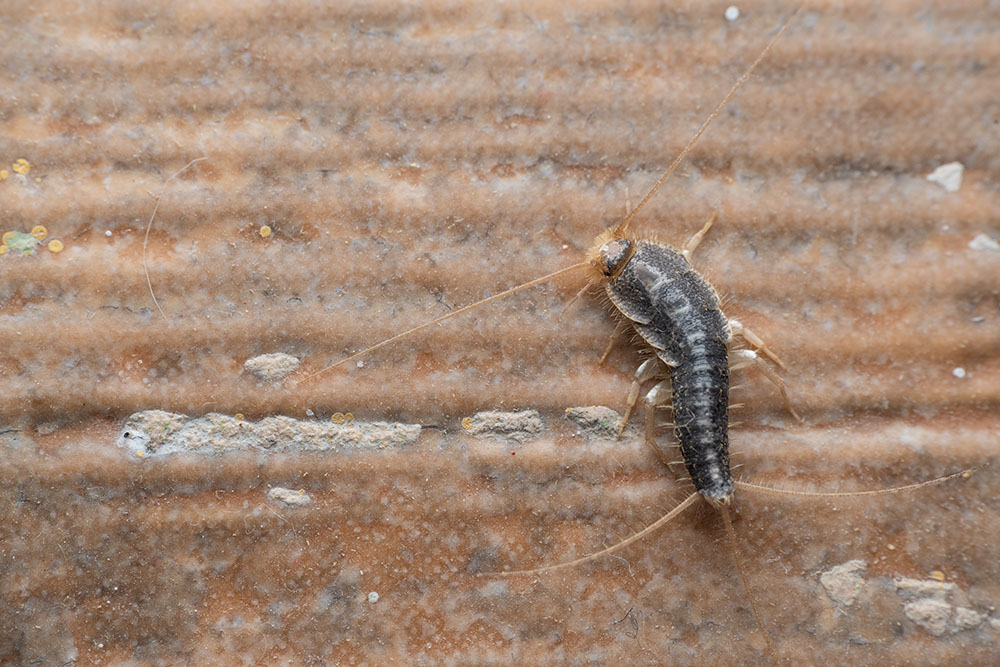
[295,7,981,663]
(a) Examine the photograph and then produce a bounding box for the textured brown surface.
[2,1,999,665]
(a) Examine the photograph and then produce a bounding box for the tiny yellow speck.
[0,170,8,180]
[32,225,47,240]
[12,158,30,175]
[962,471,971,479]
[259,225,272,238]
[461,416,474,430]
[235,413,245,421]
[2,231,16,246]
[344,412,354,422]
[136,450,146,458]
[331,412,346,424]
[35,177,41,183]
[48,239,64,253]
[0,246,6,255]
[930,570,945,581]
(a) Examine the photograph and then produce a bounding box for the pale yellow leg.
[598,321,624,365]
[728,318,786,370]
[616,358,662,438]
[681,211,718,261]
[732,349,802,422]
[642,380,683,478]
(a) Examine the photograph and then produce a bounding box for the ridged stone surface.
[1,1,998,665]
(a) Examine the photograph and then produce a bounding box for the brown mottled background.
[1,1,998,665]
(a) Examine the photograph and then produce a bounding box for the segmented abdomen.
[668,340,732,500]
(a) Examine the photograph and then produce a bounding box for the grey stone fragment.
[564,406,622,437]
[894,575,991,636]
[244,353,301,380]
[118,410,421,457]
[926,161,963,192]
[953,606,986,630]
[820,560,867,606]
[903,598,952,636]
[462,410,543,441]
[268,487,312,506]
[969,233,1000,252]
[893,576,954,600]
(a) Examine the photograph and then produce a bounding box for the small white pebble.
[305,409,315,417]
[104,230,113,237]
[267,486,312,506]
[244,352,301,381]
[356,360,365,368]
[725,5,740,21]
[926,161,963,193]
[969,233,1000,252]
[368,591,379,603]
[952,367,966,379]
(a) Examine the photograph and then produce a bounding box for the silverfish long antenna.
[487,492,699,577]
[734,467,977,498]
[614,6,803,235]
[143,157,207,321]
[719,504,774,660]
[295,261,589,384]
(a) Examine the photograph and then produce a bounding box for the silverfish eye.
[600,239,631,276]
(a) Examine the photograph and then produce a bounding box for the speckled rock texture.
[1,1,998,665]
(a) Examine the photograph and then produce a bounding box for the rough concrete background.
[1,1,998,664]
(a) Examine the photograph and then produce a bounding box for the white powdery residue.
[725,6,740,21]
[904,598,952,636]
[952,367,966,379]
[267,487,311,506]
[926,161,963,192]
[243,353,301,380]
[118,410,421,457]
[969,233,1000,252]
[893,575,990,636]
[461,410,543,442]
[820,560,867,606]
[368,591,379,603]
[953,606,986,630]
[564,406,622,437]
[893,575,955,600]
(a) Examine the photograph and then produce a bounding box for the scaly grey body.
[599,239,733,501]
